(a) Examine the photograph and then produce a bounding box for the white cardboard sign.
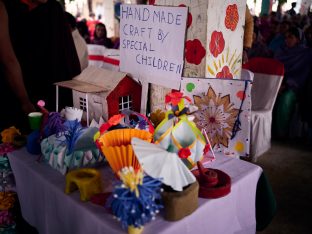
[119,4,187,89]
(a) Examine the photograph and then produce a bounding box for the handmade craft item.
[107,167,163,234]
[181,77,252,157]
[0,192,15,211]
[121,110,154,134]
[26,130,41,155]
[131,138,196,192]
[192,161,231,199]
[0,127,21,144]
[65,168,102,201]
[0,149,15,192]
[28,112,43,130]
[149,109,166,128]
[0,210,15,228]
[131,137,199,221]
[65,107,83,122]
[96,129,152,175]
[42,112,66,138]
[0,144,14,157]
[153,91,207,169]
[41,121,102,174]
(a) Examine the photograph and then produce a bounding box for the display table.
[8,148,262,234]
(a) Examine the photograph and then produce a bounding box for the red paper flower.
[185,39,206,65]
[203,144,211,154]
[165,92,191,106]
[216,66,233,79]
[165,92,183,105]
[99,114,124,134]
[178,148,191,159]
[108,114,124,126]
[225,4,239,31]
[236,90,246,100]
[179,4,192,28]
[209,31,225,58]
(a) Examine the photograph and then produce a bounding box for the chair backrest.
[243,57,284,111]
[241,68,254,81]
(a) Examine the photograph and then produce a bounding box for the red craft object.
[106,76,141,118]
[192,161,231,199]
[90,192,112,206]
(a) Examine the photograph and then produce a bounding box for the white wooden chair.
[243,57,284,161]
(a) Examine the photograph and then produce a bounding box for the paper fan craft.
[107,167,163,234]
[153,91,208,169]
[131,137,196,192]
[96,129,152,175]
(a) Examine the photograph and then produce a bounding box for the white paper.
[119,4,187,89]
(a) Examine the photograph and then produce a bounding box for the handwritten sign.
[119,4,187,89]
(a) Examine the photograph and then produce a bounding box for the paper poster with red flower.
[205,1,246,79]
[181,77,252,158]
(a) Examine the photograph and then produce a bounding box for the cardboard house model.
[55,66,142,125]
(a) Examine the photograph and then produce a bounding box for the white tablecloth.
[8,148,262,234]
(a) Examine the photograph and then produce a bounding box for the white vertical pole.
[140,78,149,115]
[85,93,89,127]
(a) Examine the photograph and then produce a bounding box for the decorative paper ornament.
[131,137,196,192]
[96,129,152,174]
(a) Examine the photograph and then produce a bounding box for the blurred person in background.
[273,26,312,138]
[92,22,114,48]
[87,12,99,41]
[77,19,91,44]
[242,4,254,64]
[65,11,89,70]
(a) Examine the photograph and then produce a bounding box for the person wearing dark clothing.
[0,0,35,132]
[1,0,81,132]
[273,27,312,138]
[77,20,91,44]
[287,2,297,17]
[92,23,114,48]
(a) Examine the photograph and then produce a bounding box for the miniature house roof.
[55,66,128,93]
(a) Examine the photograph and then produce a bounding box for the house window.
[119,95,132,111]
[79,97,87,111]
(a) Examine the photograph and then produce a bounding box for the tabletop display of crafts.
[19,92,230,234]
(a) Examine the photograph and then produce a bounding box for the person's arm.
[0,1,35,114]
[243,5,254,64]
